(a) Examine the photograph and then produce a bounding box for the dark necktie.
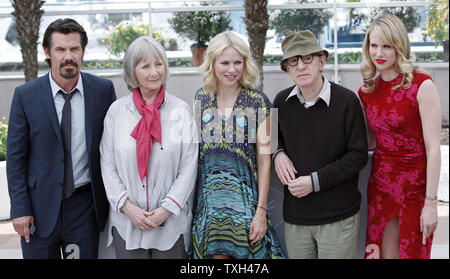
[60,90,76,199]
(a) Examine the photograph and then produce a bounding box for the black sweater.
[273,82,368,225]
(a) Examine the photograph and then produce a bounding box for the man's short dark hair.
[42,18,88,66]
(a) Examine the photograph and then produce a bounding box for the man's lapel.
[39,73,62,143]
[81,72,95,155]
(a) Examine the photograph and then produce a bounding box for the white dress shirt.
[49,72,90,188]
[285,76,331,108]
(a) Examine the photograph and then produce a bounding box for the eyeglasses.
[284,52,324,67]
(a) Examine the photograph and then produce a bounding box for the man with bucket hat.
[272,30,368,259]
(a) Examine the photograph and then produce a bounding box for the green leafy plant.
[0,51,445,72]
[369,4,420,33]
[423,0,449,61]
[414,51,444,62]
[338,52,362,64]
[106,22,168,56]
[169,57,193,67]
[82,60,123,70]
[168,1,232,47]
[262,51,444,65]
[0,117,7,161]
[269,0,332,37]
[423,0,449,43]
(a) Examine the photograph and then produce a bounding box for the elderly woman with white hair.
[100,36,198,259]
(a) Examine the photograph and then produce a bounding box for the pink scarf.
[131,86,165,182]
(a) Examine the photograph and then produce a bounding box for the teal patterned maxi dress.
[190,87,286,259]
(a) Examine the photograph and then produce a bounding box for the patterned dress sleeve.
[252,89,272,128]
[193,88,205,138]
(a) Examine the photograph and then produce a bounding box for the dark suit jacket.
[6,72,116,238]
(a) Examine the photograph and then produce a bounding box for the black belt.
[67,183,91,198]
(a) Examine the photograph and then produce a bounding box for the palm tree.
[244,0,269,90]
[11,0,45,82]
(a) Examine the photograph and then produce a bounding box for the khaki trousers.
[284,211,360,259]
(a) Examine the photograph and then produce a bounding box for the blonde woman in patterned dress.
[190,31,285,259]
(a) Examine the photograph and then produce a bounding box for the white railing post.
[148,1,153,37]
[333,0,339,83]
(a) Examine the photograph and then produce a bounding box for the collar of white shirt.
[285,76,331,108]
[49,70,84,97]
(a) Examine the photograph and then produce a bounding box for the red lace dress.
[358,72,433,259]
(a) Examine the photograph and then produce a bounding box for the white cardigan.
[100,92,198,251]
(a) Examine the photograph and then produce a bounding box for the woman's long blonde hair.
[201,31,259,93]
[360,14,424,93]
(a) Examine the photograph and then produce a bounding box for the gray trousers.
[112,226,186,259]
[284,211,360,259]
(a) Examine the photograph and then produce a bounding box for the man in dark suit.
[6,18,116,259]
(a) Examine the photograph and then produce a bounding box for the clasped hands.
[274,152,313,198]
[122,200,171,230]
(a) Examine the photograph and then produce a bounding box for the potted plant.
[370,7,420,33]
[423,0,449,61]
[106,21,170,57]
[168,1,232,66]
[269,0,332,38]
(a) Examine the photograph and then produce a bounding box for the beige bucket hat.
[280,30,328,71]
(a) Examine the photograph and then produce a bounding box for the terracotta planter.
[190,45,207,67]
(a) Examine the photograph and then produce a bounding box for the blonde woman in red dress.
[358,14,441,259]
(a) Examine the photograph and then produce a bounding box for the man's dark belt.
[69,183,91,198]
